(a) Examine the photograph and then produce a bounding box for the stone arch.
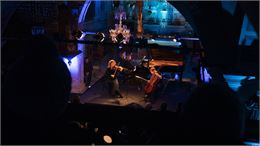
[78,0,92,31]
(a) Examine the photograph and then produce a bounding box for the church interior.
[2,0,259,145]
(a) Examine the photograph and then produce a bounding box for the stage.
[80,76,196,112]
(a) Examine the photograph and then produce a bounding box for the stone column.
[71,4,86,94]
[63,44,86,94]
[61,2,86,94]
[136,0,143,38]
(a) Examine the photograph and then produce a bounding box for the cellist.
[144,67,162,101]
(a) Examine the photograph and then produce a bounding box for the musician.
[84,57,93,87]
[144,67,162,101]
[105,59,124,98]
[118,51,134,83]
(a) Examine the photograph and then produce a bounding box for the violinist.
[105,59,124,98]
[118,51,135,83]
[144,67,162,101]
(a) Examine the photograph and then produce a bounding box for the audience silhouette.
[3,35,72,144]
[2,36,247,145]
[182,83,244,144]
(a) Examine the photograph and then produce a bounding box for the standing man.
[105,59,124,98]
[84,57,93,88]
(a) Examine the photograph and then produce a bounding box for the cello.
[144,67,162,94]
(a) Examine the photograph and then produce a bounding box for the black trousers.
[85,71,92,86]
[107,79,123,98]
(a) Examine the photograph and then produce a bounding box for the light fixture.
[103,135,112,144]
[174,73,179,80]
[200,67,212,83]
[72,29,83,39]
[109,7,131,44]
[95,32,105,42]
[62,50,82,66]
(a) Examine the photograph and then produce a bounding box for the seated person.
[144,67,163,101]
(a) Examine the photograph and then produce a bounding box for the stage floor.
[80,77,196,112]
[79,52,199,112]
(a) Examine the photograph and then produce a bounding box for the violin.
[113,65,124,72]
[110,64,125,79]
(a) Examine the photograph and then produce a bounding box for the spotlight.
[103,135,112,144]
[174,73,179,80]
[72,30,83,40]
[95,32,105,42]
[62,50,82,66]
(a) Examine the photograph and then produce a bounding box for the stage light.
[95,32,105,42]
[174,73,179,80]
[161,9,167,17]
[200,67,212,83]
[103,135,112,144]
[72,30,83,40]
[62,50,82,67]
[173,38,177,42]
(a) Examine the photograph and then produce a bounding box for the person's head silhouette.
[182,83,243,144]
[4,35,72,121]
